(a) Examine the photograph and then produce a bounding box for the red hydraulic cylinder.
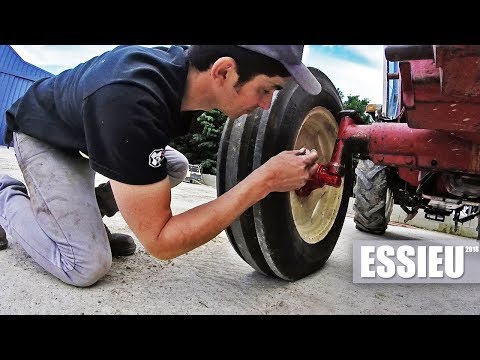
[295,163,343,197]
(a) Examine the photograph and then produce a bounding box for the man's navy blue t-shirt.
[6,45,193,185]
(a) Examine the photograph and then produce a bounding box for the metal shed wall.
[0,45,52,145]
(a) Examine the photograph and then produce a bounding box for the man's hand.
[257,148,319,193]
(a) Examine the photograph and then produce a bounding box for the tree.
[336,89,374,195]
[169,109,227,175]
[337,89,373,124]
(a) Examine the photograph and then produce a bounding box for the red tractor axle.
[296,110,480,197]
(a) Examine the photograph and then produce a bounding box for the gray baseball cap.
[238,45,322,95]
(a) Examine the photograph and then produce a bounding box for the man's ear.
[210,57,237,82]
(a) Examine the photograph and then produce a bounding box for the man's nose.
[258,94,273,110]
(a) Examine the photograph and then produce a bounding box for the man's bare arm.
[110,149,318,259]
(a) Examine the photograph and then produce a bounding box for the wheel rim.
[289,106,344,244]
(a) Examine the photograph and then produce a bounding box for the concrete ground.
[1,146,480,315]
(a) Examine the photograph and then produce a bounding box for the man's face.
[218,73,289,119]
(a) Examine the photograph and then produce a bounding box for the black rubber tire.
[216,110,275,276]
[217,68,351,281]
[216,116,244,263]
[353,159,393,235]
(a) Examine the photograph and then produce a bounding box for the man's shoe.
[96,182,119,218]
[104,225,136,256]
[0,226,8,251]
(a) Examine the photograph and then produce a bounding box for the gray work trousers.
[0,132,188,287]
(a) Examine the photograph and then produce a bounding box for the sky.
[11,45,385,104]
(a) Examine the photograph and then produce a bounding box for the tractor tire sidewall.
[254,69,351,280]
[217,117,245,261]
[217,111,276,276]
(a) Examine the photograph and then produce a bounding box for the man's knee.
[165,146,188,188]
[67,251,112,287]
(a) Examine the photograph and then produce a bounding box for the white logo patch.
[149,148,166,168]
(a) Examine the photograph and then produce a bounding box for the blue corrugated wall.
[0,45,52,146]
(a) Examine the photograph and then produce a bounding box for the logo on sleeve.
[149,148,166,168]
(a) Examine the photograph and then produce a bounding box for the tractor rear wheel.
[353,159,393,235]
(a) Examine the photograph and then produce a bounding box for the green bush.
[169,109,226,175]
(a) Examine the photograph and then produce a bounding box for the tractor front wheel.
[217,68,351,281]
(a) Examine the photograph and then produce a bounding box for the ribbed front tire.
[217,68,351,281]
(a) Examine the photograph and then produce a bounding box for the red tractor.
[217,45,480,281]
